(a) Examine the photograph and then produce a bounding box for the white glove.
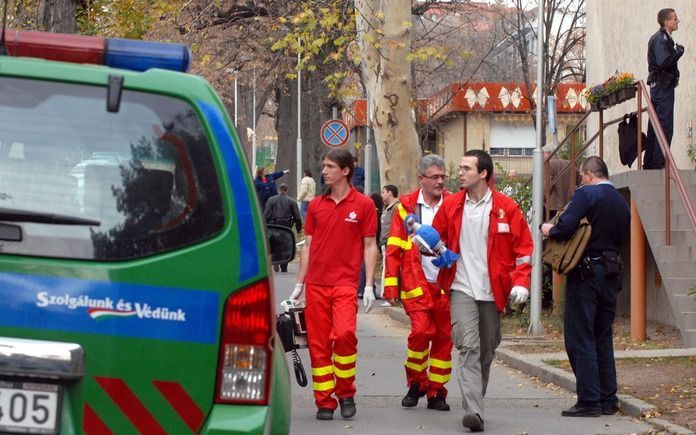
[509,286,529,304]
[284,169,290,174]
[290,283,304,302]
[363,286,375,313]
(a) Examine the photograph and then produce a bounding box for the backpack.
[618,113,646,168]
[542,210,592,275]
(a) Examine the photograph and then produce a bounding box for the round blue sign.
[320,119,349,148]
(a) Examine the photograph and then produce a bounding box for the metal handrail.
[637,80,696,245]
[530,80,696,245]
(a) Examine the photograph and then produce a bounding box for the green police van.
[0,30,292,434]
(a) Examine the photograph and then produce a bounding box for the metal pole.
[234,72,238,128]
[529,0,545,336]
[296,39,302,198]
[252,68,257,172]
[364,97,372,194]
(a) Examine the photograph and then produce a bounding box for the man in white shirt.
[432,150,533,432]
[297,169,316,219]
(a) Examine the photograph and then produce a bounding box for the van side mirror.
[267,224,296,265]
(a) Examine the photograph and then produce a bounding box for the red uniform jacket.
[431,188,533,312]
[384,189,449,313]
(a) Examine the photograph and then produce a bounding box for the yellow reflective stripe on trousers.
[334,366,356,378]
[313,380,335,391]
[384,277,399,287]
[400,287,424,300]
[311,365,334,376]
[406,348,429,360]
[333,353,357,365]
[404,359,427,372]
[429,358,452,369]
[428,372,451,384]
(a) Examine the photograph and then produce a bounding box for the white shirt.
[451,188,494,301]
[417,190,443,283]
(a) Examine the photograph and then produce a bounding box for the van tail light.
[216,279,274,405]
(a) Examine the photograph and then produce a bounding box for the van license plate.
[0,381,60,434]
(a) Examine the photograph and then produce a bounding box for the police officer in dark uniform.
[541,156,630,418]
[644,8,684,169]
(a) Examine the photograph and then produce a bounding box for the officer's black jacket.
[647,28,683,85]
[549,182,630,257]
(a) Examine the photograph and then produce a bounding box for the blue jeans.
[564,261,619,411]
[300,201,310,219]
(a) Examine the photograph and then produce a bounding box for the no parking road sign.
[320,119,349,148]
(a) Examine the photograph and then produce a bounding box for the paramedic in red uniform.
[291,148,378,421]
[384,154,453,411]
[432,150,533,432]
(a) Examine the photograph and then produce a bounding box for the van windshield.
[0,77,224,260]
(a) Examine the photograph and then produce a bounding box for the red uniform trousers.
[404,282,452,398]
[305,284,358,410]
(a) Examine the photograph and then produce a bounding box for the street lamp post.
[234,71,238,128]
[252,68,257,172]
[224,68,238,128]
[529,0,545,336]
[296,39,302,197]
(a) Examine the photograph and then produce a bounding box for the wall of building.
[586,0,695,173]
[438,112,585,178]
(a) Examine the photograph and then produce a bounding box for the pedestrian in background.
[542,156,630,417]
[291,148,378,421]
[358,192,383,298]
[432,150,533,432]
[384,154,453,412]
[264,183,302,272]
[298,168,316,219]
[351,155,365,190]
[254,167,288,210]
[644,8,684,169]
[379,185,400,300]
[543,146,576,219]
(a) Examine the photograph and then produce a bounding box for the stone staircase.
[613,169,696,348]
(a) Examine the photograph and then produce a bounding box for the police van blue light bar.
[3,30,190,73]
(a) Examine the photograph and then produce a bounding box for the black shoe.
[273,264,280,272]
[462,413,484,432]
[339,397,356,419]
[561,405,601,417]
[426,393,450,411]
[401,382,425,407]
[602,404,620,415]
[316,408,334,420]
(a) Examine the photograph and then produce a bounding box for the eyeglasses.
[419,173,447,181]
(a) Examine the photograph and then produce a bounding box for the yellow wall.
[437,112,584,177]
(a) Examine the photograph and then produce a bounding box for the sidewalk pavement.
[382,305,696,435]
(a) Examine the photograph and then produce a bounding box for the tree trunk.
[275,69,333,197]
[356,0,421,196]
[38,0,79,33]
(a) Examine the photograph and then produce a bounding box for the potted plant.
[614,72,637,103]
[584,84,607,112]
[584,72,637,111]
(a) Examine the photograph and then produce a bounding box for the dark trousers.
[564,262,619,411]
[644,82,675,169]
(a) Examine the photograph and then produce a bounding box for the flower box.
[615,86,636,104]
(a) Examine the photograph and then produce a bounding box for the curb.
[382,307,694,434]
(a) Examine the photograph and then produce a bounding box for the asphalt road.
[273,261,654,434]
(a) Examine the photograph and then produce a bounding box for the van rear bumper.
[199,404,288,435]
[0,336,84,380]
